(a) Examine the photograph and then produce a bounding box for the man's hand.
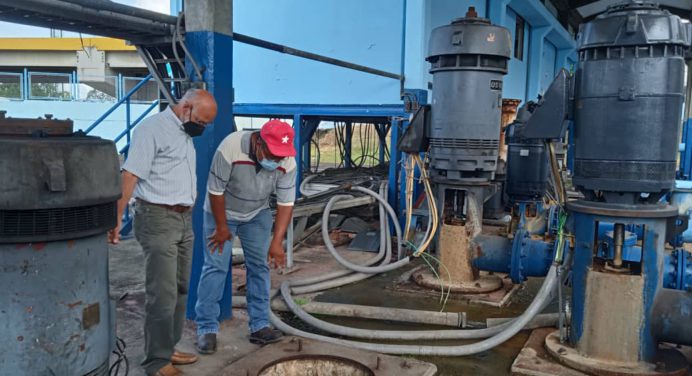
[108,218,122,245]
[267,241,286,269]
[207,225,232,254]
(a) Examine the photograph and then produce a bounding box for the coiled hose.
[268,182,563,355]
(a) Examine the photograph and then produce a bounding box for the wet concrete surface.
[108,236,382,376]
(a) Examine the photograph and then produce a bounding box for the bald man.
[109,89,218,376]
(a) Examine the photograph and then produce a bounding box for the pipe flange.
[412,269,503,293]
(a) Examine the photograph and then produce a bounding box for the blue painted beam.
[389,119,402,214]
[233,103,406,118]
[293,114,303,196]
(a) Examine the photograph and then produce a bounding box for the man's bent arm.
[271,204,293,246]
[109,170,138,244]
[209,193,228,227]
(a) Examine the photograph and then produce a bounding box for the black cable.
[109,336,129,376]
[311,138,321,173]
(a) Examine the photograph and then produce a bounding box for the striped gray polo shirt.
[204,131,296,222]
[122,106,197,206]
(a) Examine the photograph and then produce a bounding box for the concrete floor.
[108,235,382,376]
[109,237,254,376]
[109,235,692,376]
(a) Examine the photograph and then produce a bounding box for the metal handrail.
[84,74,154,134]
[114,99,159,156]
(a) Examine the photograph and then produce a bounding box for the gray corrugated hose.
[320,186,409,274]
[272,265,558,355]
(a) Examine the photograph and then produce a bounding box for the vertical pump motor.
[572,1,691,203]
[0,115,120,375]
[505,103,550,202]
[426,7,511,181]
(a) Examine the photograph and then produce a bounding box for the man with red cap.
[194,119,296,354]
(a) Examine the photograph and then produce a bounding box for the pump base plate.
[412,269,503,293]
[544,331,690,376]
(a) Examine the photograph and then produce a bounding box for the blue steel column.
[569,211,668,362]
[23,68,29,100]
[185,0,235,320]
[293,114,303,197]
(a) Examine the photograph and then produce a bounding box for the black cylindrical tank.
[0,119,120,375]
[505,105,549,201]
[573,1,691,203]
[426,7,511,182]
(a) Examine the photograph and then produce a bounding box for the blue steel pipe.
[652,289,692,346]
[472,233,554,283]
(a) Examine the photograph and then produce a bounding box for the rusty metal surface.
[0,111,73,136]
[500,98,522,163]
[221,337,437,376]
[566,200,678,218]
[0,235,114,375]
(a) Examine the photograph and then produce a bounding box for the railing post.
[72,70,78,100]
[117,73,123,100]
[125,97,131,158]
[23,68,29,100]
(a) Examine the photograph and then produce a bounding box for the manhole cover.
[259,355,374,376]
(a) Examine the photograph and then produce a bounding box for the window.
[514,15,525,61]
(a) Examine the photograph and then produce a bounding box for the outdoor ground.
[109,236,381,376]
[109,235,692,376]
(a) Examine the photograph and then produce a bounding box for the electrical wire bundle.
[108,337,129,376]
[332,122,389,169]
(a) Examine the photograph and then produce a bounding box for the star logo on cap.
[282,135,289,144]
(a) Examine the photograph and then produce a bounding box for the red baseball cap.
[260,119,296,157]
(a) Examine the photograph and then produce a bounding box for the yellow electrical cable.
[412,154,439,256]
[547,142,566,205]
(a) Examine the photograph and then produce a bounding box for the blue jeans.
[195,209,273,335]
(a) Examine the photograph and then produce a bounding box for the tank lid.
[427,7,511,59]
[0,112,73,136]
[578,0,691,49]
[603,0,660,14]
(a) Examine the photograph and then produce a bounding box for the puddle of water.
[303,262,558,375]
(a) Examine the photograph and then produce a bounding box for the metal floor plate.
[221,336,437,376]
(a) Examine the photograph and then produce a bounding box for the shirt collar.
[163,106,184,129]
[241,131,254,155]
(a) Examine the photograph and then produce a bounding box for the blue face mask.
[259,158,280,171]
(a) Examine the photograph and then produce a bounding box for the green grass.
[309,126,391,169]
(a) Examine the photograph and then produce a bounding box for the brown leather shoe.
[154,364,183,376]
[171,350,198,365]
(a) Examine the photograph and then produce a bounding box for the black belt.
[137,199,191,213]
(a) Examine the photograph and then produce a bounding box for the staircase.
[86,31,199,236]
